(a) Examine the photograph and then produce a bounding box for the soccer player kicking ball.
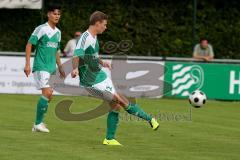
[24,4,65,133]
[71,11,159,145]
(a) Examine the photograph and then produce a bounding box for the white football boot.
[32,123,50,133]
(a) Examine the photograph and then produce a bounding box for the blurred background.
[1,0,240,58]
[0,0,240,100]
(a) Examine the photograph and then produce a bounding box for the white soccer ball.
[189,90,207,108]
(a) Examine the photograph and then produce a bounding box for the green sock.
[35,96,49,125]
[106,111,119,140]
[126,103,152,122]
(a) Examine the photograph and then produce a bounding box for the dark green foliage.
[0,0,240,58]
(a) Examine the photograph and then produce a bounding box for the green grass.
[0,94,240,160]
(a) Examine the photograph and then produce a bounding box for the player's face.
[48,9,61,25]
[96,20,107,34]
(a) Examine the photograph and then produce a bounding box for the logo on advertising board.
[171,64,204,96]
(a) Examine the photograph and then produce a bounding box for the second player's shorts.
[33,71,51,90]
[84,77,116,102]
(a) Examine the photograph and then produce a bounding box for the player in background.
[24,4,65,133]
[71,11,159,145]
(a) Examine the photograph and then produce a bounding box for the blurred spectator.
[63,31,81,57]
[193,39,214,61]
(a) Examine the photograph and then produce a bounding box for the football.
[189,90,207,108]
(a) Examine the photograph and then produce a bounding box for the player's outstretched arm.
[24,42,32,77]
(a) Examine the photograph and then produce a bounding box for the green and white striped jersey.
[74,30,107,86]
[28,22,61,74]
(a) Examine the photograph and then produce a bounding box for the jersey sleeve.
[57,31,61,50]
[74,36,87,58]
[57,42,61,51]
[28,26,44,45]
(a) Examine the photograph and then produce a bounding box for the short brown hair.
[89,11,108,25]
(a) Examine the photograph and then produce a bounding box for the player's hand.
[24,64,31,77]
[71,69,79,78]
[102,61,112,70]
[58,65,66,79]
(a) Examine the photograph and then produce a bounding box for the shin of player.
[24,4,65,133]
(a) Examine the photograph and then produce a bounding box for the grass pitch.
[0,94,239,160]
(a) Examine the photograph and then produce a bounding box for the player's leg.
[113,93,152,121]
[103,102,122,145]
[84,78,122,145]
[113,93,159,130]
[32,71,52,133]
[35,87,53,125]
[92,76,159,131]
[95,77,159,130]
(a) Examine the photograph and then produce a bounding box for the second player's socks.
[35,96,49,125]
[125,103,152,122]
[106,111,119,140]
